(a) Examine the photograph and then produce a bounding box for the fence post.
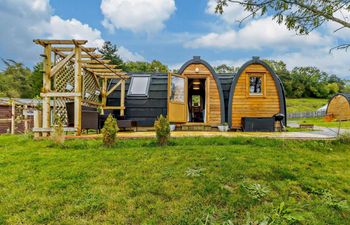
[11,100,15,135]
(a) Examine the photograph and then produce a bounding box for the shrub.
[154,115,170,146]
[51,115,65,145]
[101,114,119,147]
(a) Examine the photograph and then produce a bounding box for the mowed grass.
[291,117,350,129]
[287,98,328,113]
[0,135,350,224]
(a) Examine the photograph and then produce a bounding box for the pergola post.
[42,44,52,137]
[120,80,125,116]
[101,78,107,107]
[74,45,82,136]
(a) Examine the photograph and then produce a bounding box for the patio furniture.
[66,102,99,132]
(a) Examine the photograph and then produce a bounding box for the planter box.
[218,125,229,132]
[169,124,176,131]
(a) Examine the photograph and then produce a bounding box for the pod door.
[168,73,188,123]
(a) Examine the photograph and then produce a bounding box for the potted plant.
[169,124,176,131]
[218,122,229,132]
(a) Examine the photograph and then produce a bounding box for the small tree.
[154,115,170,146]
[101,114,119,147]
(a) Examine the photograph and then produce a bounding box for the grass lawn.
[291,117,350,129]
[0,135,349,224]
[287,98,328,113]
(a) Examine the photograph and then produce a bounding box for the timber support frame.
[34,39,129,136]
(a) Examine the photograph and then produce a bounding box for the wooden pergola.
[34,39,129,136]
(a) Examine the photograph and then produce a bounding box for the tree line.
[0,41,349,99]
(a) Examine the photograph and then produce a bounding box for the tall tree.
[29,62,43,97]
[215,0,350,49]
[0,59,33,98]
[123,60,168,73]
[214,64,238,73]
[98,41,124,68]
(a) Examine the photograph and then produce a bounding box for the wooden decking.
[177,123,217,131]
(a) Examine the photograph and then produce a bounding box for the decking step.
[177,124,216,131]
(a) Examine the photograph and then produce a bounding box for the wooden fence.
[288,111,326,119]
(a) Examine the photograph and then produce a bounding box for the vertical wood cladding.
[231,64,281,128]
[327,94,350,121]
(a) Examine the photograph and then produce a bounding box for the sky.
[0,0,349,78]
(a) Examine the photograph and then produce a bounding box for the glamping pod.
[107,56,226,128]
[326,93,350,121]
[228,57,287,131]
[169,56,225,125]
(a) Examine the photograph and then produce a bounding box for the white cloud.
[100,0,176,33]
[0,0,145,65]
[185,17,330,50]
[118,46,145,62]
[46,16,105,48]
[206,0,250,25]
[0,0,51,63]
[274,48,350,78]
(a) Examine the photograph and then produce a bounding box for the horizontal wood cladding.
[327,95,350,120]
[181,64,221,125]
[231,64,281,128]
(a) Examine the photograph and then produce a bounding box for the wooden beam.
[87,68,123,73]
[33,127,77,132]
[82,64,117,69]
[103,106,126,110]
[95,74,129,79]
[82,99,102,106]
[74,45,82,136]
[50,52,75,77]
[80,59,111,64]
[81,54,103,59]
[33,110,42,138]
[42,44,52,137]
[52,47,96,52]
[40,92,81,97]
[120,80,126,116]
[106,80,122,96]
[34,39,88,45]
[101,78,107,107]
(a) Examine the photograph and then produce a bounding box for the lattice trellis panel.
[83,70,100,106]
[52,56,75,125]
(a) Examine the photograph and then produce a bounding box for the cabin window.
[170,76,185,103]
[128,75,151,97]
[248,75,263,95]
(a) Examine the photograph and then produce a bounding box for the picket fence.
[287,111,326,119]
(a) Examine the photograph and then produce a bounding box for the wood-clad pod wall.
[228,57,287,129]
[177,56,225,125]
[326,93,350,121]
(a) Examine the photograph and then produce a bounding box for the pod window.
[128,75,151,97]
[247,74,265,96]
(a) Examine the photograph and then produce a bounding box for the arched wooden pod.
[326,93,350,121]
[228,57,287,129]
[178,56,225,125]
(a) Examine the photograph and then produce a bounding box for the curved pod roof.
[227,57,287,127]
[178,56,226,124]
[326,93,350,120]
